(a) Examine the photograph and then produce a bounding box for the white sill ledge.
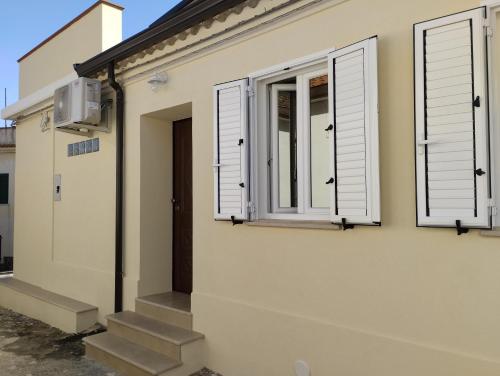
[480,228,500,237]
[246,220,341,230]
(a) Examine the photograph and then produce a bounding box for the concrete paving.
[0,307,221,376]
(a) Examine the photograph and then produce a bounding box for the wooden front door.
[172,118,193,294]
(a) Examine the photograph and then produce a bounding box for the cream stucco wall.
[10,0,500,374]
[18,3,122,98]
[138,115,173,297]
[117,0,500,374]
[14,105,116,323]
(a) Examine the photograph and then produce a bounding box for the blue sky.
[0,0,181,108]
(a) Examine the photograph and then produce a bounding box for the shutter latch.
[455,220,469,236]
[417,134,441,154]
[325,124,334,132]
[325,177,334,184]
[473,96,481,108]
[247,86,255,97]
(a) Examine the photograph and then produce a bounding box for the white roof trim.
[482,0,500,7]
[248,47,335,80]
[1,72,78,121]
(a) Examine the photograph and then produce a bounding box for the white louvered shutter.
[213,79,249,221]
[414,8,492,229]
[328,37,381,226]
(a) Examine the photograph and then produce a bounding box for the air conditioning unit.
[54,77,102,132]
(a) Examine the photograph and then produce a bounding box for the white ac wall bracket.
[55,99,113,137]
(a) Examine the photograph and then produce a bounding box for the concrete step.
[107,311,204,360]
[0,277,97,333]
[136,292,193,330]
[84,332,181,376]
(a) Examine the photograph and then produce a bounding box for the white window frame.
[302,69,332,215]
[270,83,298,214]
[483,1,500,227]
[249,49,334,221]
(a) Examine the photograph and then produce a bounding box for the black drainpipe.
[107,62,124,313]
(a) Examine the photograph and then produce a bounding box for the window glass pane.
[277,90,297,208]
[309,75,330,208]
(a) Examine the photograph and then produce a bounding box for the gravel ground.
[0,307,221,376]
[0,308,117,376]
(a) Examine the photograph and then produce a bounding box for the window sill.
[480,228,500,237]
[246,220,341,230]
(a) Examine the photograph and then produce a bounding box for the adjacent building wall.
[18,2,123,98]
[0,127,15,264]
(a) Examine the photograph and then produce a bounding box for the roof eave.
[75,0,248,77]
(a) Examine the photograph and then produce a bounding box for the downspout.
[107,62,124,313]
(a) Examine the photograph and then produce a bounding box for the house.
[0,127,15,272]
[2,0,500,375]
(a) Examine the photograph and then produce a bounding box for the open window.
[213,38,381,227]
[253,64,334,221]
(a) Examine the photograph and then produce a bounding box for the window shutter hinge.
[488,199,497,216]
[247,86,255,97]
[455,220,469,236]
[231,216,243,225]
[248,201,256,213]
[483,18,493,37]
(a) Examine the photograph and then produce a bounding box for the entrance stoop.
[0,277,97,333]
[136,292,193,330]
[85,292,206,376]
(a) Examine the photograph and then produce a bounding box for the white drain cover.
[295,360,310,376]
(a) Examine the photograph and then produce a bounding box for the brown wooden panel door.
[172,118,193,294]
